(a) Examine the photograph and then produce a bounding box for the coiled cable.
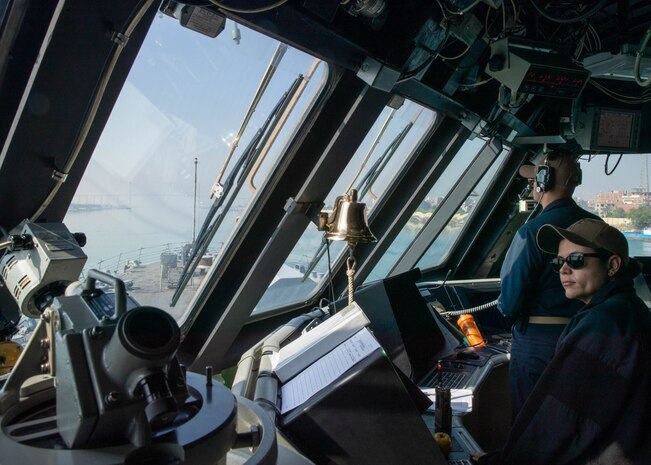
[440,298,499,317]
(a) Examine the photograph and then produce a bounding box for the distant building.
[588,189,650,216]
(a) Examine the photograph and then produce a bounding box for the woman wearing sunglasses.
[472,218,651,464]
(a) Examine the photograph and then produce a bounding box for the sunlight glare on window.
[64,14,327,321]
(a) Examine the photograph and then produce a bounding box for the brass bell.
[323,189,376,246]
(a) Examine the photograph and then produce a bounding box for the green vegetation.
[597,206,651,230]
[602,206,626,218]
[627,207,651,230]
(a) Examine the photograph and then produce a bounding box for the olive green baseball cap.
[536,218,628,260]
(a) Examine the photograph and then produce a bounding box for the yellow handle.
[433,432,452,457]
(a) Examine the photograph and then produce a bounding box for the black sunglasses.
[550,253,606,273]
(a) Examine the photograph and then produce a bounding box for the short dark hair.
[545,151,582,188]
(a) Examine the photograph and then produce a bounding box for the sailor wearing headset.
[497,149,600,418]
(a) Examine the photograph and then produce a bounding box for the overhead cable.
[528,0,607,24]
[634,26,651,87]
[30,0,155,223]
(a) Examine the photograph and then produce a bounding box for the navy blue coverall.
[498,197,599,417]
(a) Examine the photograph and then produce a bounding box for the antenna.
[641,154,650,206]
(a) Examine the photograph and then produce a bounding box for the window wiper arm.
[210,43,288,199]
[365,108,423,200]
[171,77,302,305]
[171,130,264,305]
[345,108,396,194]
[238,74,305,187]
[300,112,422,281]
[246,59,322,192]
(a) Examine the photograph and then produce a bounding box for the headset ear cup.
[535,165,552,192]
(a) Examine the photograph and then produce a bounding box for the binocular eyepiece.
[104,306,181,427]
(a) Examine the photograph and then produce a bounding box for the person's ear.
[607,255,622,277]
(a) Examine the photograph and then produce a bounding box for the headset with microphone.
[534,154,582,193]
[535,158,552,193]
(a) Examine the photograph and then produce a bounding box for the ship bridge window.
[365,138,509,281]
[251,101,437,316]
[575,154,651,258]
[416,145,510,270]
[63,13,328,321]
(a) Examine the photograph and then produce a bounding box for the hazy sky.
[574,154,650,200]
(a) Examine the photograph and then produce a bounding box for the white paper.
[280,327,380,414]
[274,302,370,383]
[421,388,473,413]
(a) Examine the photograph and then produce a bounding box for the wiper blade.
[246,59,322,192]
[210,43,288,199]
[360,121,412,201]
[345,108,396,194]
[171,76,303,306]
[365,108,423,200]
[300,109,423,281]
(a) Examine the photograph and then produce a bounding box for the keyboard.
[440,371,467,389]
[423,369,468,388]
[449,460,473,465]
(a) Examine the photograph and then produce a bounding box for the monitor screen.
[591,108,641,151]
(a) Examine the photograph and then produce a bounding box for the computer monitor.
[577,106,642,152]
[352,269,447,381]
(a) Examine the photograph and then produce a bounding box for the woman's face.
[556,239,618,304]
